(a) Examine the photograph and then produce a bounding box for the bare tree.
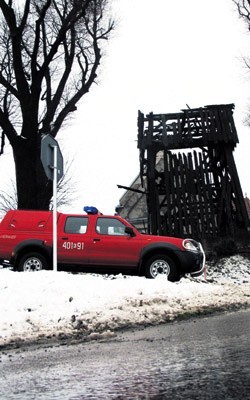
[233,1,250,61]
[53,159,77,209]
[0,158,77,216]
[233,0,250,27]
[0,0,113,210]
[233,1,250,125]
[0,180,17,216]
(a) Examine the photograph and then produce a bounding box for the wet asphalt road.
[0,309,249,399]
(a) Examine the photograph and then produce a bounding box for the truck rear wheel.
[145,254,180,281]
[18,252,48,272]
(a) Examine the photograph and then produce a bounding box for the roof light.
[83,206,99,215]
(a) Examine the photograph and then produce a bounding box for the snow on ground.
[0,255,249,347]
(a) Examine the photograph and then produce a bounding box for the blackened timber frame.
[138,104,249,241]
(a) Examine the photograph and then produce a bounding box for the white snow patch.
[0,255,249,346]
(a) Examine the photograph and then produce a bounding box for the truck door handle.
[93,238,100,242]
[62,237,69,240]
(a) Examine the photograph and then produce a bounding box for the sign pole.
[41,133,63,273]
[52,144,58,272]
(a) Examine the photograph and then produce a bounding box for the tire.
[18,252,48,272]
[144,254,180,281]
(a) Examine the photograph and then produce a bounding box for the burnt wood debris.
[135,104,250,247]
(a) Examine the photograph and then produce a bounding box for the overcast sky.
[0,0,250,214]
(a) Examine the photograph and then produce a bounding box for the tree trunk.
[12,138,53,210]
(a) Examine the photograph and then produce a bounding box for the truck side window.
[65,217,88,234]
[96,218,128,236]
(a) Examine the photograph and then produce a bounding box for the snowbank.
[0,255,249,347]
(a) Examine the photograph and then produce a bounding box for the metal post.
[52,144,58,272]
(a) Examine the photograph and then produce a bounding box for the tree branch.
[39,0,92,76]
[31,0,52,78]
[0,105,18,144]
[0,1,30,101]
[42,26,76,133]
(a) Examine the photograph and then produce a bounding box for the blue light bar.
[83,206,99,215]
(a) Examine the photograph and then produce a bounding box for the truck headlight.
[182,239,200,252]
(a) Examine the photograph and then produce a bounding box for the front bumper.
[176,241,206,277]
[189,243,206,277]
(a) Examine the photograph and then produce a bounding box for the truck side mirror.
[125,226,136,237]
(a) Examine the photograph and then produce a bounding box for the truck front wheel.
[18,252,48,272]
[144,254,180,281]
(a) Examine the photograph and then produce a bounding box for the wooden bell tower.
[138,104,249,242]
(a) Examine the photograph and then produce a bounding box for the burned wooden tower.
[138,104,249,243]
